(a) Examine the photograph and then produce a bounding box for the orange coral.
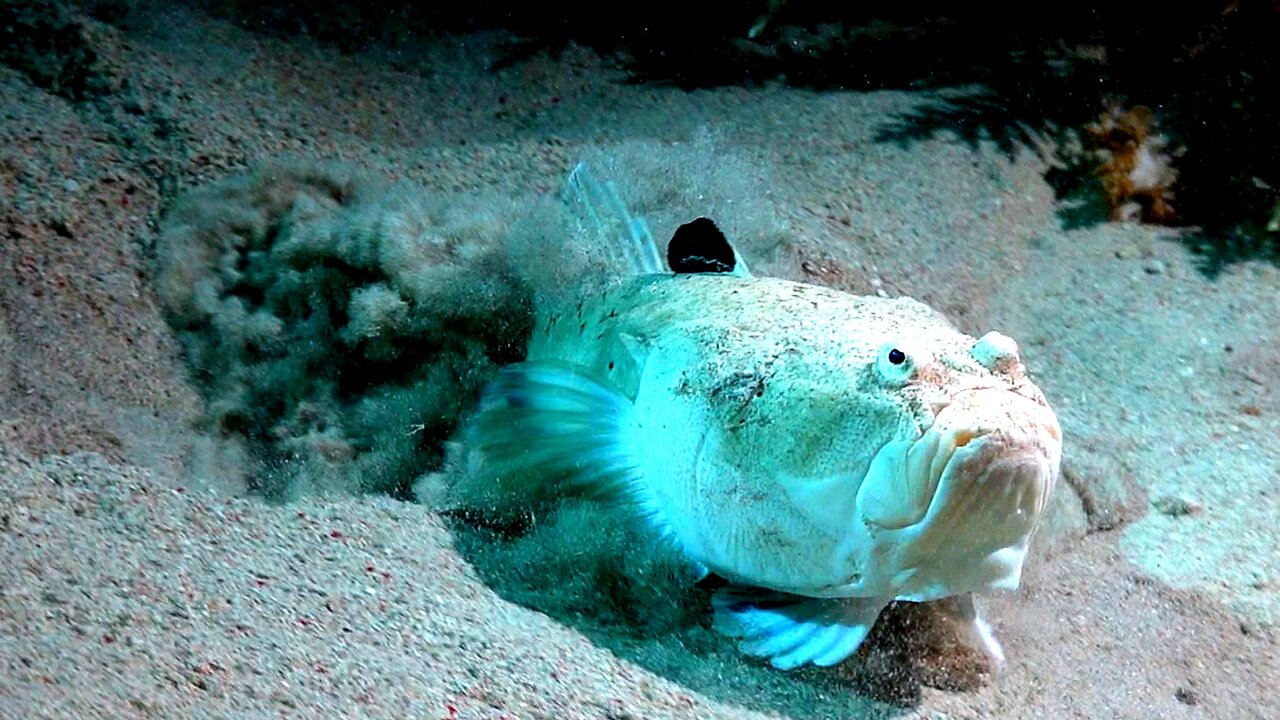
[1087,104,1179,224]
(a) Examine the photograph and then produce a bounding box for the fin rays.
[460,360,680,543]
[712,585,888,670]
[564,162,663,276]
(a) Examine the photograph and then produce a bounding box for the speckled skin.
[527,272,1062,602]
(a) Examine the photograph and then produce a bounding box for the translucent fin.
[729,248,753,278]
[712,585,889,670]
[458,360,673,536]
[563,161,664,276]
[934,593,1006,668]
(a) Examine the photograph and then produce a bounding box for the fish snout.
[854,387,1062,597]
[939,388,1061,476]
[901,389,1061,583]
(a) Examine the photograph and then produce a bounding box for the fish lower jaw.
[873,545,1029,602]
[741,535,1030,602]
[924,427,1056,532]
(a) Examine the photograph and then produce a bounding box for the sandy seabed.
[1,4,1277,719]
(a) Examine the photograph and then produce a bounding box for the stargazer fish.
[446,165,1062,671]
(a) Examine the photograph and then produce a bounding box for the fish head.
[849,330,1062,600]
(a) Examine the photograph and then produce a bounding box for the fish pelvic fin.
[712,585,889,670]
[932,593,1006,669]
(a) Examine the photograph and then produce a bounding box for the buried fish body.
[455,271,1061,670]
[448,179,1062,671]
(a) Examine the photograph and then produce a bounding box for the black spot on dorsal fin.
[667,217,736,274]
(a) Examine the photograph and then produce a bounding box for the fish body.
[533,272,1057,597]
[453,168,1062,670]
[460,271,1060,669]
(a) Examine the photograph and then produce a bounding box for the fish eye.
[876,342,922,386]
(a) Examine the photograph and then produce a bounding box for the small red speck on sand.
[175,487,185,493]
[365,565,374,573]
[444,703,458,719]
[297,511,306,518]
[102,634,115,644]
[330,530,343,539]
[298,617,311,627]
[254,578,266,587]
[380,571,392,582]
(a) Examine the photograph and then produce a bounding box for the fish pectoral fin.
[456,360,677,537]
[711,586,889,670]
[457,361,634,506]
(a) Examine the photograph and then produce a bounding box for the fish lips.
[856,389,1062,597]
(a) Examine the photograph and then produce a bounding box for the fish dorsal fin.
[563,162,663,276]
[667,217,752,277]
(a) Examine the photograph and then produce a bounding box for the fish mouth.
[855,389,1061,593]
